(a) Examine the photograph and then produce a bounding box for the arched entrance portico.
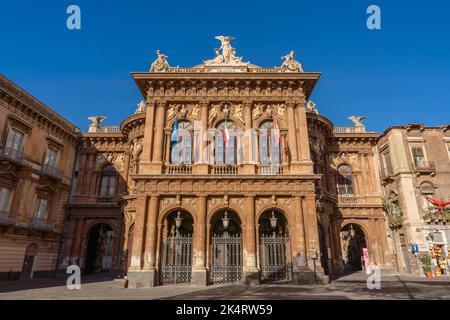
[85,223,114,274]
[258,210,291,282]
[340,223,367,272]
[159,210,194,285]
[209,210,243,284]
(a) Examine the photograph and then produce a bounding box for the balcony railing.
[166,165,193,175]
[257,165,284,175]
[28,218,55,232]
[41,164,64,180]
[97,126,121,133]
[333,126,366,134]
[96,196,117,204]
[338,196,358,204]
[0,147,23,163]
[0,211,17,226]
[212,165,238,175]
[413,161,435,173]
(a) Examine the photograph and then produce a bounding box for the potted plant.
[419,253,433,278]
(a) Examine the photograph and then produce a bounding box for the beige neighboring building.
[0,75,79,280]
[376,124,450,276]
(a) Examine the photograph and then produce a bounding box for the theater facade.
[58,37,394,287]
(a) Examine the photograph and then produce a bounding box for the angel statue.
[135,100,146,114]
[88,116,107,132]
[215,36,235,63]
[348,116,367,127]
[150,50,170,72]
[280,50,304,72]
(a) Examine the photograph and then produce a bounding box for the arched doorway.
[340,224,367,272]
[209,210,242,284]
[159,210,194,285]
[21,244,38,279]
[318,224,329,275]
[85,223,114,274]
[258,210,291,282]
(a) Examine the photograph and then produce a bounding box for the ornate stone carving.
[306,100,319,114]
[203,36,248,66]
[191,105,200,120]
[232,104,244,125]
[253,104,263,120]
[280,50,304,72]
[168,104,178,121]
[208,105,221,126]
[348,116,367,127]
[87,116,107,133]
[130,138,143,159]
[277,104,286,118]
[135,100,146,114]
[150,50,170,72]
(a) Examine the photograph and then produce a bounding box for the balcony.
[0,211,17,226]
[338,196,358,204]
[333,126,366,134]
[0,147,23,163]
[257,165,284,175]
[28,218,55,232]
[96,196,117,204]
[41,164,64,180]
[423,208,450,224]
[166,164,193,175]
[413,161,435,174]
[212,165,238,175]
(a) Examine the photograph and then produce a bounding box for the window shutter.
[100,177,108,196]
[226,136,236,164]
[108,176,117,196]
[171,142,182,164]
[183,135,192,164]
[270,132,280,165]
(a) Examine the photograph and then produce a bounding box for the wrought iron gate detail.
[160,234,193,285]
[210,234,242,284]
[259,234,292,282]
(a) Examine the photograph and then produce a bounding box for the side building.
[0,75,79,280]
[377,124,450,276]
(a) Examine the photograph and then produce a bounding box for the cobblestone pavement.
[0,272,449,300]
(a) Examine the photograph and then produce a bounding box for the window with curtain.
[171,121,193,165]
[215,122,236,164]
[0,187,11,212]
[44,147,59,168]
[99,164,118,196]
[35,197,48,220]
[411,146,426,167]
[259,121,280,165]
[4,128,25,160]
[337,164,354,195]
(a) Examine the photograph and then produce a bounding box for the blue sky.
[1,0,449,132]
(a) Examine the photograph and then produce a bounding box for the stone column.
[286,102,299,170]
[142,195,159,287]
[150,101,166,173]
[196,101,209,174]
[141,101,156,173]
[295,100,313,173]
[192,195,207,285]
[127,195,148,288]
[243,101,256,174]
[294,196,306,257]
[243,195,259,285]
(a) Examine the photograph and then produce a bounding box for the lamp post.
[270,210,277,237]
[222,211,230,236]
[175,210,182,237]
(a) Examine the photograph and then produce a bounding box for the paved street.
[0,272,449,300]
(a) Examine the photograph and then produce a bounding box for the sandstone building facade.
[0,75,79,280]
[1,38,448,284]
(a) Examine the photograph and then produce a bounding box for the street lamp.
[222,211,230,231]
[270,210,277,237]
[175,210,182,236]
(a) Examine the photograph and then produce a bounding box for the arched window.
[171,121,193,164]
[259,121,280,165]
[99,164,118,196]
[215,122,236,164]
[420,182,435,211]
[337,164,354,195]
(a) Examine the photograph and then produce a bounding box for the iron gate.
[209,234,243,284]
[160,234,193,285]
[259,234,292,282]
